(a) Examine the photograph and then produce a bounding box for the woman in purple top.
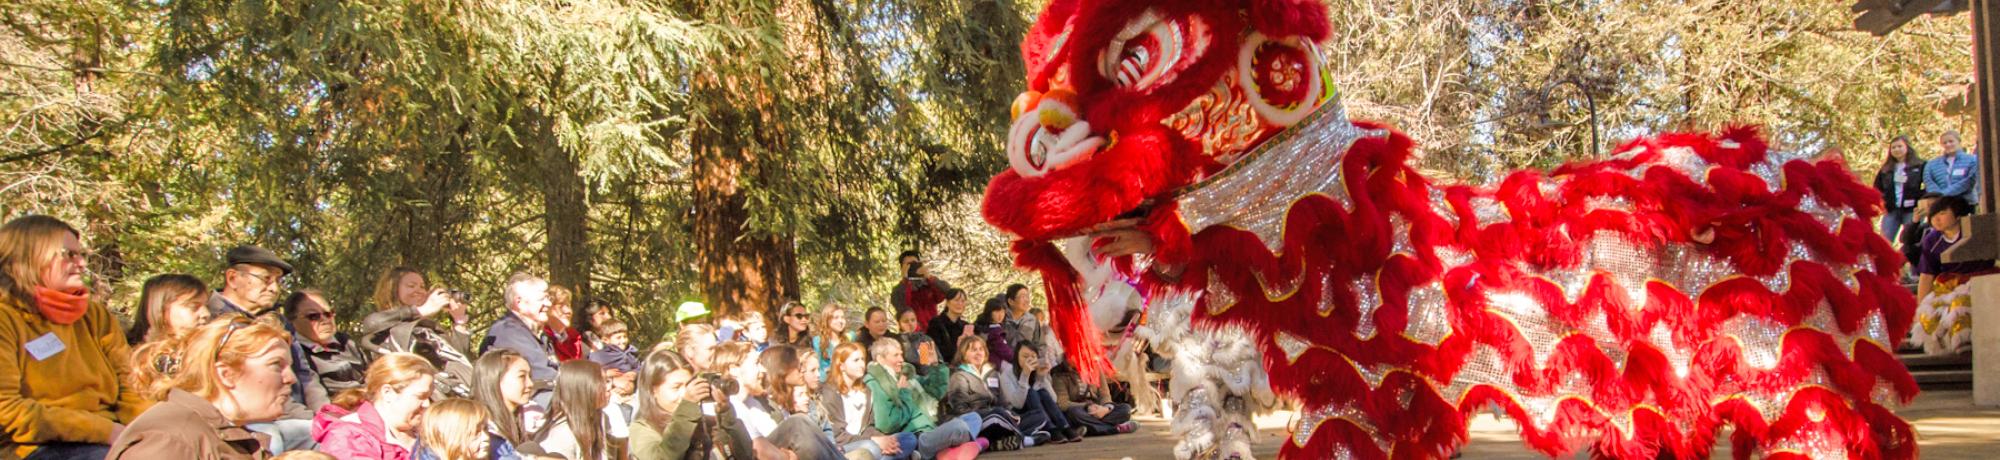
[1913,196,1994,355]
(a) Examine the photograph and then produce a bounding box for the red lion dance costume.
[979,0,1920,459]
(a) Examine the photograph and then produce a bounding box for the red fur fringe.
[1168,124,1915,459]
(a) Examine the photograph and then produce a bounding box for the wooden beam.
[1856,0,1965,35]
[1945,0,2000,263]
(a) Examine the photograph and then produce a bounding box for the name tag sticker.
[987,377,1000,388]
[23,333,63,361]
[1954,169,1968,177]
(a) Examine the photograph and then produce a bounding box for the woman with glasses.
[0,215,152,460]
[776,303,814,351]
[111,317,297,459]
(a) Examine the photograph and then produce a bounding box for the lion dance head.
[984,0,1336,241]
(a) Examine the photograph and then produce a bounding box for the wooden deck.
[981,389,2000,459]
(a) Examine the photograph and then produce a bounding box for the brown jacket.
[107,389,270,460]
[0,294,151,458]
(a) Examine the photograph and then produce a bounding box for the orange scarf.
[32,287,89,325]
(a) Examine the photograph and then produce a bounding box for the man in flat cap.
[208,245,294,319]
[204,245,316,453]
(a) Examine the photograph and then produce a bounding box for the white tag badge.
[23,333,63,361]
[987,377,1000,388]
[1954,169,1968,177]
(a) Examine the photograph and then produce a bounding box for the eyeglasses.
[215,319,247,363]
[300,311,333,322]
[235,268,284,290]
[788,313,811,319]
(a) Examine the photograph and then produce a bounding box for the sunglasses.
[215,320,247,363]
[300,311,334,322]
[788,313,811,319]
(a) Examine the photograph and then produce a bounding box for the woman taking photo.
[538,360,610,460]
[629,349,752,460]
[0,215,150,460]
[361,267,476,398]
[110,318,296,459]
[998,344,1082,444]
[126,274,212,345]
[1875,135,1926,244]
[312,353,439,459]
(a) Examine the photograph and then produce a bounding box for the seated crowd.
[0,216,1135,460]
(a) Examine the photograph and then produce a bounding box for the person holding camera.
[361,266,476,399]
[630,349,753,460]
[888,251,950,331]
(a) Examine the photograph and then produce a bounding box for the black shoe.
[1029,431,1053,447]
[1066,426,1089,441]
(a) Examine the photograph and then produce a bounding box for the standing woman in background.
[0,215,152,460]
[1875,135,1926,245]
[111,317,296,459]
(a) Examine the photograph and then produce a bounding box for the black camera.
[446,289,468,302]
[696,372,737,399]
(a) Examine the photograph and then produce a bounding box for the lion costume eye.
[1100,11,1186,90]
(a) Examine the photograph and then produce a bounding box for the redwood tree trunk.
[689,80,797,320]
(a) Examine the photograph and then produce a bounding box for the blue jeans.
[1018,389,1073,435]
[1882,209,1913,246]
[842,432,920,460]
[24,443,108,460]
[913,413,980,458]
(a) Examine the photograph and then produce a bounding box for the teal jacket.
[862,362,948,434]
